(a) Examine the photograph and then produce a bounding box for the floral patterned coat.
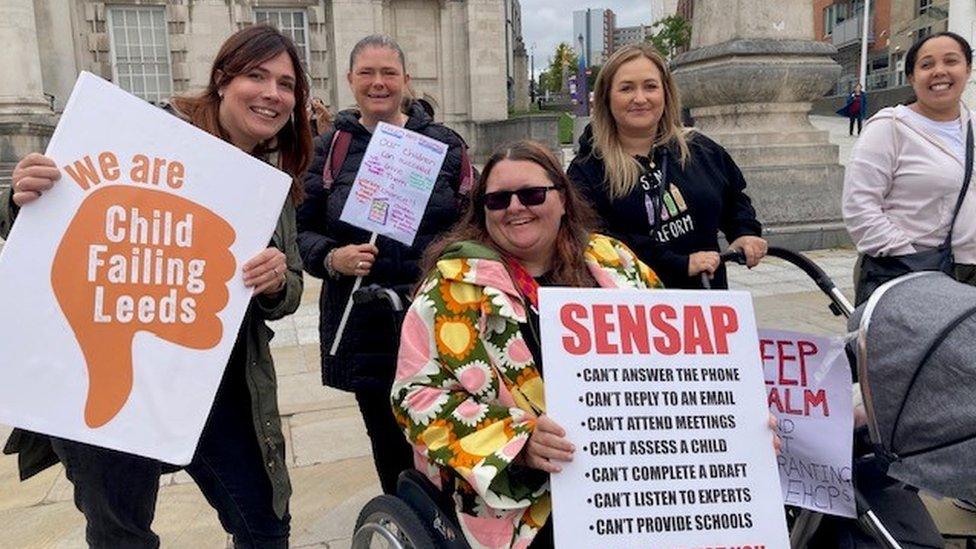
[392,234,662,549]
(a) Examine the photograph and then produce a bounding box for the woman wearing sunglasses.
[391,141,664,549]
[568,44,766,289]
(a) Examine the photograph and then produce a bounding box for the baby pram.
[724,248,951,549]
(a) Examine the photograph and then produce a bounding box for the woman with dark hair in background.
[844,31,975,305]
[2,24,311,547]
[297,34,467,496]
[837,83,868,136]
[568,44,766,290]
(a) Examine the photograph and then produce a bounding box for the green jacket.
[1,186,301,518]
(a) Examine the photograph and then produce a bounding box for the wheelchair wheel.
[352,494,439,549]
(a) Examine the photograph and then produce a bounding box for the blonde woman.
[568,44,766,289]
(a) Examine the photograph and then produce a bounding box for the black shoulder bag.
[855,122,975,306]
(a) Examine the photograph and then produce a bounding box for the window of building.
[823,3,850,35]
[919,0,932,16]
[918,25,932,40]
[254,9,311,66]
[107,6,173,104]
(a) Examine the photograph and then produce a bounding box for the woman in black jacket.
[297,34,465,495]
[568,44,766,289]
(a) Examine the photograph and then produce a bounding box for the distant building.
[573,8,615,66]
[812,0,947,95]
[613,25,653,50]
[651,0,680,22]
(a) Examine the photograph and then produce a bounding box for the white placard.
[0,72,291,464]
[760,329,855,518]
[338,121,448,246]
[540,288,789,548]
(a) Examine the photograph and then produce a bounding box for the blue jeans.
[51,358,289,548]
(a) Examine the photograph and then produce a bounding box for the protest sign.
[0,72,291,464]
[338,121,448,246]
[760,329,855,518]
[540,288,789,548]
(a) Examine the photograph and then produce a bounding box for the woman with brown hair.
[568,44,766,289]
[3,24,311,547]
[392,141,663,549]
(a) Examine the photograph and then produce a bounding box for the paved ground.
[2,118,974,547]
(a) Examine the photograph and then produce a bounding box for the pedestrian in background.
[568,43,766,290]
[844,31,975,305]
[837,83,868,136]
[2,24,311,547]
[309,96,332,137]
[296,34,468,496]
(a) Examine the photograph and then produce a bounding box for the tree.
[646,15,691,59]
[540,42,578,94]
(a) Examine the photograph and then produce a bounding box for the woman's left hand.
[769,413,782,456]
[243,247,288,295]
[729,235,768,268]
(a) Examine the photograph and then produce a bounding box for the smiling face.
[348,46,410,127]
[217,51,296,152]
[909,36,972,120]
[484,160,566,273]
[609,56,666,138]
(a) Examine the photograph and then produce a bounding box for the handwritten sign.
[761,329,855,518]
[0,72,290,464]
[339,121,448,245]
[540,288,789,548]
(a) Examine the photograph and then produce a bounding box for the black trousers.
[355,387,414,495]
[849,115,863,136]
[50,358,289,548]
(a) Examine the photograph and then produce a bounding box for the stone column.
[949,0,976,107]
[672,0,847,250]
[0,0,56,171]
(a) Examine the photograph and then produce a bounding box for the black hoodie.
[567,125,761,289]
[296,101,464,390]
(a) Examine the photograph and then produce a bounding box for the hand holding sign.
[11,153,61,206]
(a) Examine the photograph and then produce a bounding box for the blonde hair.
[590,44,690,199]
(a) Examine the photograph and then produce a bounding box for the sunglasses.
[482,186,560,211]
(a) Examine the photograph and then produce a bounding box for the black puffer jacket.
[568,125,761,289]
[297,102,464,391]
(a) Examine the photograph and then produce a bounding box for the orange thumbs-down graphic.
[51,186,236,428]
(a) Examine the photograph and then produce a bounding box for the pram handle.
[705,246,855,318]
[353,283,407,312]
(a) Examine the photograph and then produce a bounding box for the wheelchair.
[351,469,470,549]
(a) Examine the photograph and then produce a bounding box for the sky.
[520,1,657,77]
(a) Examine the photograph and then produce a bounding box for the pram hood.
[850,271,976,500]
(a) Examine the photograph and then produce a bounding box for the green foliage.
[646,15,691,59]
[558,112,574,144]
[540,42,579,94]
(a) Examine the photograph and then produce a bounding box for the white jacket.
[842,103,976,263]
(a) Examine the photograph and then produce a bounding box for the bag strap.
[944,122,975,249]
[322,130,352,190]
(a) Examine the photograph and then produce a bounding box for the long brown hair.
[422,141,597,288]
[170,24,311,203]
[591,44,690,199]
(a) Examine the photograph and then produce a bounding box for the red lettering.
[798,340,818,384]
[592,304,618,354]
[710,305,738,353]
[560,304,590,355]
[760,339,775,385]
[805,388,830,417]
[777,340,799,385]
[682,306,714,354]
[617,305,649,354]
[650,305,680,354]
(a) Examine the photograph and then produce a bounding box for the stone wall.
[810,85,914,118]
[474,114,561,162]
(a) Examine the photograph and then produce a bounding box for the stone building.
[1,0,531,184]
